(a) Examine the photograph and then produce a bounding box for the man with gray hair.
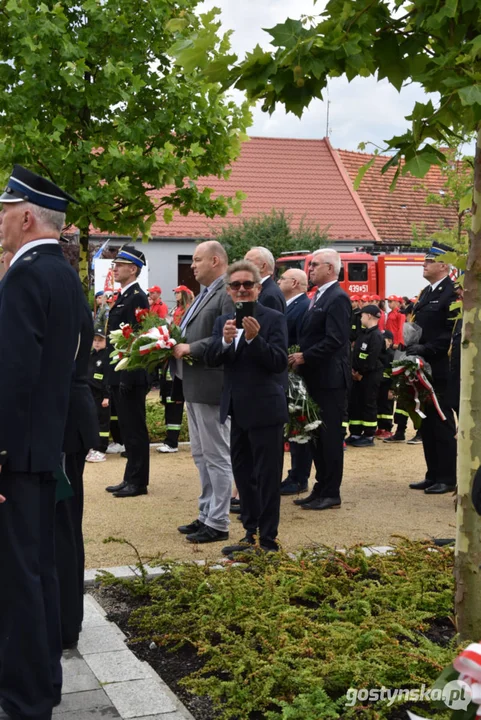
[173,240,235,543]
[289,248,351,510]
[244,246,286,313]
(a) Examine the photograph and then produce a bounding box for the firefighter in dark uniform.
[346,304,384,447]
[87,327,111,460]
[407,242,458,494]
[0,165,84,720]
[105,246,150,497]
[376,329,395,437]
[349,294,363,344]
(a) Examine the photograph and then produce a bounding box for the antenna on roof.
[325,83,331,138]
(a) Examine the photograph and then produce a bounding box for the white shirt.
[286,293,305,307]
[120,280,138,295]
[314,279,338,302]
[9,239,59,267]
[430,276,449,292]
[260,275,270,284]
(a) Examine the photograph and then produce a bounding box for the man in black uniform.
[0,165,83,720]
[407,242,458,494]
[105,246,150,497]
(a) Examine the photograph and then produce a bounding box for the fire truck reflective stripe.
[93,373,104,380]
[395,409,410,417]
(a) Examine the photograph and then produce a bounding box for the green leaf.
[163,208,173,224]
[459,189,473,212]
[265,18,304,49]
[458,85,481,106]
[353,156,376,190]
[403,154,436,178]
[165,18,189,33]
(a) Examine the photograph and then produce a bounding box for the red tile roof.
[336,148,460,244]
[148,137,379,242]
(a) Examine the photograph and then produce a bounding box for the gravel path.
[83,431,455,568]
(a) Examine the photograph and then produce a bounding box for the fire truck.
[276,251,428,299]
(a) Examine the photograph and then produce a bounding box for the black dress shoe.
[293,492,317,506]
[424,483,456,495]
[301,497,341,511]
[409,479,435,490]
[113,484,148,498]
[222,536,255,556]
[231,497,240,505]
[230,503,241,514]
[106,481,127,493]
[178,519,204,535]
[186,525,228,543]
[120,451,128,458]
[280,481,308,496]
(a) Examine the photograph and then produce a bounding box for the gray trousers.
[186,402,232,532]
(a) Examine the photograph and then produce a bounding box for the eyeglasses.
[228,280,256,290]
[309,261,331,268]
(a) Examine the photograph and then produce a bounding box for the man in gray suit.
[173,241,234,543]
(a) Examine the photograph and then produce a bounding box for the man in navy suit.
[205,260,288,556]
[0,165,84,720]
[278,269,313,495]
[244,246,286,313]
[289,249,351,510]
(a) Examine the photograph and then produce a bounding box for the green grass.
[101,540,461,720]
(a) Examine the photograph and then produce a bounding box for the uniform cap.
[387,294,401,302]
[148,285,161,294]
[425,240,454,261]
[114,245,146,269]
[370,294,381,301]
[383,329,394,341]
[361,304,381,318]
[360,294,371,301]
[93,328,106,338]
[0,164,79,211]
[173,285,192,293]
[350,294,361,301]
[95,291,104,297]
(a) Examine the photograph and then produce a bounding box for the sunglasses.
[228,281,256,290]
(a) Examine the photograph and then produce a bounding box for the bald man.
[278,268,309,346]
[278,268,312,495]
[173,241,235,544]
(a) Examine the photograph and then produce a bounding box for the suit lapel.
[312,282,338,311]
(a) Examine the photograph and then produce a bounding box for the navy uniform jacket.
[412,277,457,386]
[204,304,289,430]
[0,244,83,473]
[286,293,310,346]
[299,282,352,392]
[63,299,99,454]
[259,276,287,313]
[88,347,110,395]
[106,282,149,386]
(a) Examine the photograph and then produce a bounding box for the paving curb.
[65,595,195,720]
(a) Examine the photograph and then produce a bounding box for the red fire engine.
[276,251,428,299]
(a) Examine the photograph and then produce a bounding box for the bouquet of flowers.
[109,308,187,374]
[285,349,322,443]
[391,356,446,426]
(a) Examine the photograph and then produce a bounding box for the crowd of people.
[0,162,461,720]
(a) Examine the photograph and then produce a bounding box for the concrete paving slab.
[53,689,114,714]
[77,624,127,655]
[85,649,149,684]
[54,708,120,720]
[103,679,177,718]
[134,715,190,720]
[61,653,100,694]
[83,595,107,626]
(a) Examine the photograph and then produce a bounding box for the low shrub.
[145,398,189,443]
[101,540,459,720]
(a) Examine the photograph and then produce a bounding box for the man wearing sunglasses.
[205,260,288,557]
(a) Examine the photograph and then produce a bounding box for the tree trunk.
[78,227,90,298]
[455,124,481,641]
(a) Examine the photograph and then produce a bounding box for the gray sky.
[197,0,432,152]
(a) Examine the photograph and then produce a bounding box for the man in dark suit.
[278,268,313,495]
[105,246,150,498]
[205,260,288,555]
[244,246,286,313]
[0,165,84,720]
[407,242,458,494]
[289,249,351,510]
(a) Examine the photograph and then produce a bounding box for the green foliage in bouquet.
[391,358,436,430]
